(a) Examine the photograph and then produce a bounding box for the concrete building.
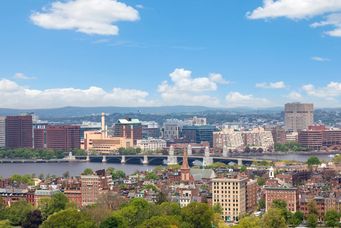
[186,116,207,126]
[265,186,299,212]
[5,115,33,148]
[212,176,247,222]
[242,127,274,151]
[114,118,142,145]
[271,126,286,145]
[163,122,181,140]
[0,116,5,147]
[285,103,314,131]
[46,125,80,151]
[136,138,167,152]
[213,128,244,151]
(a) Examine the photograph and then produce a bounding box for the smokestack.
[101,112,105,139]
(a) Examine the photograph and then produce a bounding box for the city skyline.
[1,0,341,108]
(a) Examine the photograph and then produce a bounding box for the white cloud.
[157,68,228,106]
[287,91,303,100]
[255,81,286,89]
[302,82,341,99]
[30,0,139,36]
[14,73,36,80]
[0,79,152,108]
[135,4,144,9]
[311,56,330,62]
[247,0,341,37]
[225,92,271,107]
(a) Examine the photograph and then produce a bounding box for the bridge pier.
[223,146,228,157]
[86,155,90,162]
[102,155,107,163]
[167,145,177,166]
[121,155,126,164]
[142,155,148,165]
[203,146,213,166]
[238,158,242,166]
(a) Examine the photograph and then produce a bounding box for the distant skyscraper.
[46,125,80,151]
[284,103,314,131]
[0,116,5,147]
[5,115,33,148]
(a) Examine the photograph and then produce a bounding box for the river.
[0,163,155,178]
[0,153,335,178]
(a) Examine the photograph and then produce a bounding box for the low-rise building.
[136,138,167,152]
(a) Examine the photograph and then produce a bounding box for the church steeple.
[181,146,191,182]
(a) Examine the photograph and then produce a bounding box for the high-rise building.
[182,125,217,147]
[212,176,247,222]
[0,116,6,147]
[80,175,100,207]
[5,115,33,148]
[285,103,314,131]
[46,125,80,151]
[114,118,142,145]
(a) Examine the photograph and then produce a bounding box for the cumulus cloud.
[302,82,341,99]
[0,79,152,108]
[311,56,330,62]
[14,73,36,80]
[30,0,139,36]
[255,81,286,89]
[157,68,228,106]
[287,91,303,100]
[225,92,271,107]
[247,0,341,37]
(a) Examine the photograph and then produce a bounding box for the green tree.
[307,156,321,167]
[41,209,95,228]
[257,176,266,186]
[289,211,304,227]
[22,210,43,228]
[3,200,33,226]
[235,216,262,228]
[39,192,69,219]
[139,215,180,228]
[325,210,340,227]
[0,220,11,228]
[82,168,94,175]
[10,174,34,185]
[145,171,159,180]
[158,202,181,216]
[212,204,223,214]
[100,213,128,228]
[307,200,318,216]
[181,202,214,228]
[258,198,265,211]
[240,165,247,172]
[306,213,318,228]
[262,208,287,228]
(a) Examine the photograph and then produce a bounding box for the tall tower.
[101,112,106,139]
[181,147,191,182]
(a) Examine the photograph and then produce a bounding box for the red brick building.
[265,186,299,212]
[46,125,80,151]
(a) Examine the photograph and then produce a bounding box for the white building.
[242,127,274,151]
[136,138,167,152]
[213,128,244,151]
[0,116,5,147]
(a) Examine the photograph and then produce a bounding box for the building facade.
[5,115,33,148]
[212,177,247,222]
[46,125,80,151]
[114,118,142,145]
[285,103,314,131]
[213,128,244,151]
[136,138,167,152]
[265,186,299,212]
[0,116,5,147]
[182,125,217,147]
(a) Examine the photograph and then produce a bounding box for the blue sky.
[1,0,341,108]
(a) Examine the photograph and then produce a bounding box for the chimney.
[101,112,105,139]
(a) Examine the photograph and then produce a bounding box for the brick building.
[46,125,80,151]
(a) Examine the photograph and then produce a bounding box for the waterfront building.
[114,118,142,145]
[213,128,244,151]
[285,103,314,131]
[242,127,274,151]
[141,121,160,139]
[80,121,101,140]
[271,126,287,144]
[5,115,33,148]
[0,116,5,147]
[298,125,341,150]
[136,138,167,152]
[46,125,80,151]
[182,125,217,147]
[286,131,299,142]
[212,176,247,222]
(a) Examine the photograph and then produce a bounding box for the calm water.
[0,162,155,178]
[0,153,335,178]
